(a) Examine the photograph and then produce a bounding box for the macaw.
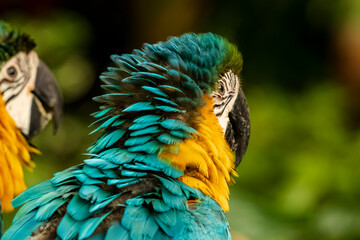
[3,32,250,240]
[0,21,62,234]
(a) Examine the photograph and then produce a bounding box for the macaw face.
[212,70,250,167]
[0,50,62,139]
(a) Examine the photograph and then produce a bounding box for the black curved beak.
[225,87,250,168]
[27,60,63,139]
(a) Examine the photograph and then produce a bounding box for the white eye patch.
[211,70,240,132]
[0,51,39,135]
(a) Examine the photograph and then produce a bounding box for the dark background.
[1,0,360,239]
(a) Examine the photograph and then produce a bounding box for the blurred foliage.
[1,1,360,239]
[228,83,360,240]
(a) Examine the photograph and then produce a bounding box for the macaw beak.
[27,60,62,139]
[225,88,250,167]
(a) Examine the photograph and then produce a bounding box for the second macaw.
[0,21,62,235]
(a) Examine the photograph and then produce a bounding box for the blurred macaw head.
[0,20,63,212]
[0,21,62,139]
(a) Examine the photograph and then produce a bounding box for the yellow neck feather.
[159,94,236,211]
[0,96,38,212]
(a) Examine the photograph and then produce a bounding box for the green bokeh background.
[1,1,360,239]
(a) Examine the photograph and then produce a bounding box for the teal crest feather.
[3,33,243,240]
[0,21,36,63]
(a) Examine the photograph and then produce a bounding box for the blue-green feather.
[153,210,184,237]
[124,135,152,146]
[115,180,141,189]
[133,115,161,123]
[57,213,82,240]
[112,58,139,72]
[152,199,171,212]
[127,140,162,154]
[89,116,123,134]
[122,76,157,85]
[123,102,155,112]
[82,165,106,179]
[84,159,118,170]
[78,211,112,240]
[11,180,57,207]
[120,170,147,178]
[35,198,67,221]
[11,199,38,223]
[129,122,159,131]
[79,185,109,203]
[132,71,167,80]
[130,126,161,136]
[91,108,113,118]
[142,86,168,97]
[105,222,130,240]
[2,212,42,240]
[158,134,182,145]
[75,172,104,184]
[160,119,197,134]
[107,178,137,185]
[67,194,92,221]
[170,130,193,138]
[159,85,184,94]
[100,149,136,165]
[157,177,183,196]
[89,116,109,127]
[155,105,183,112]
[153,97,179,106]
[89,193,121,213]
[139,61,167,72]
[88,233,106,240]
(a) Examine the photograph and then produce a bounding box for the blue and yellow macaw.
[4,33,250,240]
[0,21,62,235]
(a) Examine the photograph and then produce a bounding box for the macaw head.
[0,21,62,212]
[211,69,250,168]
[0,21,62,139]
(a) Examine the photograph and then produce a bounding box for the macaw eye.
[7,66,17,78]
[218,82,225,95]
